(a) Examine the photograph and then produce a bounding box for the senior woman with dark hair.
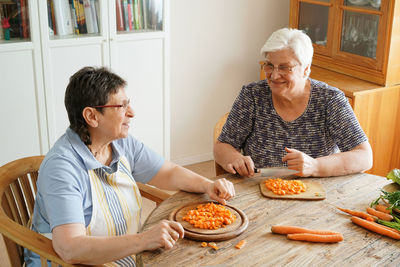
[25,66,235,266]
[214,28,373,178]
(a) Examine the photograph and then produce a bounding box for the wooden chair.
[213,113,229,176]
[0,155,171,267]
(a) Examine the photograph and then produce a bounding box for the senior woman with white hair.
[214,28,373,177]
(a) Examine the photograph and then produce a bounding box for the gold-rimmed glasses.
[262,62,298,75]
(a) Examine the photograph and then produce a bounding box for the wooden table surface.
[137,173,400,266]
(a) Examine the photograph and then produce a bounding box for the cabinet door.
[333,0,387,70]
[290,0,394,85]
[111,39,165,156]
[290,0,334,56]
[0,1,48,165]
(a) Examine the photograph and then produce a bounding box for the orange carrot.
[287,233,343,243]
[235,240,246,249]
[366,207,393,221]
[201,242,208,247]
[264,178,307,195]
[208,242,219,250]
[182,202,236,230]
[375,204,391,214]
[375,222,400,234]
[337,207,376,221]
[351,216,400,240]
[271,225,340,235]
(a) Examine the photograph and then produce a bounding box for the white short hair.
[260,28,314,77]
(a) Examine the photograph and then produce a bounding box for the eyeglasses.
[92,99,131,111]
[262,62,298,75]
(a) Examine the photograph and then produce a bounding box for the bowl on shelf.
[369,0,381,9]
[348,0,369,5]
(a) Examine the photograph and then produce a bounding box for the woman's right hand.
[225,155,255,177]
[141,219,184,251]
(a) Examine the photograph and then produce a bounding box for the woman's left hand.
[282,147,318,177]
[205,178,235,205]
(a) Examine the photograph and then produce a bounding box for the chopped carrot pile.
[235,240,246,249]
[264,178,307,195]
[182,202,236,230]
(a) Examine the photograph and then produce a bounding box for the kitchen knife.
[254,167,299,177]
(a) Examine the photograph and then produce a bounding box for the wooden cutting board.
[169,202,248,241]
[259,179,326,200]
[382,183,400,192]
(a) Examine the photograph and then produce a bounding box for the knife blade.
[254,167,299,177]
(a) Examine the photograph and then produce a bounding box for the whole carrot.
[337,207,376,221]
[366,207,393,221]
[375,204,391,214]
[376,221,400,234]
[271,225,340,235]
[287,233,343,243]
[351,216,400,240]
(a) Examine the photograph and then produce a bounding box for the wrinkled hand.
[225,155,255,177]
[282,147,318,177]
[141,219,184,251]
[205,178,235,205]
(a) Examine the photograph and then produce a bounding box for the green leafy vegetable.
[377,219,400,231]
[386,169,400,186]
[371,190,400,211]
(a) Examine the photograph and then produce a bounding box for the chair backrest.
[0,155,92,267]
[213,113,229,176]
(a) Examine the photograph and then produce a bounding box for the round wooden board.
[381,183,400,214]
[169,202,248,241]
[259,179,326,200]
[382,183,400,193]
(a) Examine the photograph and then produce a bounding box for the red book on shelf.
[116,0,124,31]
[127,0,133,31]
[20,0,29,38]
[50,0,57,35]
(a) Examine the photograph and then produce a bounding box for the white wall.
[170,0,290,165]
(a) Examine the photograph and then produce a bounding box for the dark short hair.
[64,66,127,145]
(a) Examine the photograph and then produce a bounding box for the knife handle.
[254,168,259,173]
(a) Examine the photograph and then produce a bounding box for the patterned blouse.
[218,78,367,168]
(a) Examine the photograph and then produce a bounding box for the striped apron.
[87,156,142,267]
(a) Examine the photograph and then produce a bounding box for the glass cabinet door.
[340,11,379,58]
[0,0,30,43]
[116,0,163,33]
[47,0,101,39]
[298,2,330,46]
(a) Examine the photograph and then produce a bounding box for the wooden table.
[137,173,400,266]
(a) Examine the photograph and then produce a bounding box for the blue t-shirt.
[218,78,367,168]
[32,128,164,234]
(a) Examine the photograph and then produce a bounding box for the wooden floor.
[141,160,216,223]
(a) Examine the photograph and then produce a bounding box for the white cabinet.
[0,1,48,166]
[0,0,169,165]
